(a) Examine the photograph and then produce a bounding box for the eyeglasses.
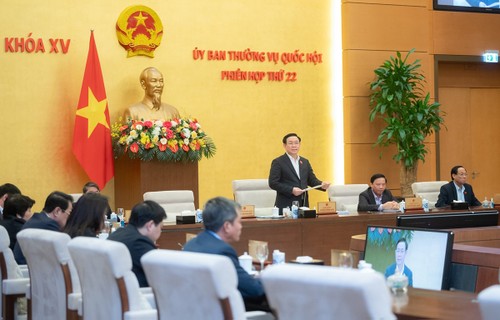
[62,208,71,216]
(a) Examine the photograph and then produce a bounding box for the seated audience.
[0,183,22,219]
[436,165,481,208]
[358,173,399,212]
[107,200,166,287]
[80,181,115,220]
[0,194,35,250]
[183,197,268,311]
[64,192,108,238]
[13,191,73,264]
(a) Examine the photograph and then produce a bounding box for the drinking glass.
[338,251,353,268]
[255,243,269,271]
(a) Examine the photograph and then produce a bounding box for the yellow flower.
[191,131,198,139]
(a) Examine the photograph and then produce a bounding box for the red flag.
[72,31,114,190]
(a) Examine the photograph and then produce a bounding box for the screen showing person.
[363,225,454,290]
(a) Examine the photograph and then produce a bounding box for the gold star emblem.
[134,12,147,27]
[76,87,109,138]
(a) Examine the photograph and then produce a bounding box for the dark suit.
[108,225,156,288]
[435,181,481,208]
[268,153,323,209]
[183,231,265,301]
[13,212,61,264]
[0,217,25,250]
[357,188,396,212]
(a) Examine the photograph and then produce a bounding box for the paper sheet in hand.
[304,185,322,191]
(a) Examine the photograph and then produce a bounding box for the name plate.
[241,205,255,218]
[317,201,336,214]
[405,197,422,210]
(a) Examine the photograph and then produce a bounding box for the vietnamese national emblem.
[116,5,163,58]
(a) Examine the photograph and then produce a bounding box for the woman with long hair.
[64,192,108,238]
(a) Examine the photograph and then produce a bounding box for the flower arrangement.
[112,117,216,162]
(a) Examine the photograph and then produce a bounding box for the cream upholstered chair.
[143,190,195,224]
[68,237,157,320]
[0,225,29,320]
[141,249,272,320]
[69,193,83,203]
[478,284,500,320]
[232,179,277,216]
[16,229,81,320]
[327,184,369,213]
[261,264,395,320]
[411,181,448,209]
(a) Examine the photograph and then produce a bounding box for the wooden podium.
[114,157,199,210]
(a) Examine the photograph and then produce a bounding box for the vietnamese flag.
[72,31,114,190]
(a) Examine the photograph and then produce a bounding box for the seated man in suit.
[183,197,268,312]
[435,165,481,208]
[108,200,166,287]
[358,173,399,212]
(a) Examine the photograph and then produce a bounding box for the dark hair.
[282,133,301,144]
[0,183,21,198]
[63,193,108,238]
[128,201,166,228]
[82,181,100,193]
[202,197,241,232]
[450,165,465,179]
[396,238,408,250]
[43,191,73,213]
[3,194,35,219]
[370,173,387,184]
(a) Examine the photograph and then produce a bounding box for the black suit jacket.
[357,188,396,212]
[435,181,481,208]
[13,212,61,264]
[183,230,265,299]
[108,225,156,287]
[268,153,323,209]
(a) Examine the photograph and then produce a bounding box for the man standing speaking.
[269,133,330,211]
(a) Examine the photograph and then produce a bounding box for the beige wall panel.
[343,0,426,6]
[344,50,434,98]
[433,11,500,55]
[343,3,429,52]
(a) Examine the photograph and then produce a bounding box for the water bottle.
[399,200,405,213]
[422,198,429,212]
[272,250,285,264]
[117,208,125,227]
[482,197,490,208]
[291,202,299,219]
[490,197,495,208]
[110,212,117,223]
[195,209,203,223]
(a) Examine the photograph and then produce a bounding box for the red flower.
[182,145,190,152]
[130,142,139,153]
[166,129,174,139]
[168,144,179,153]
[163,121,172,129]
[189,122,198,130]
[158,144,167,152]
[144,120,153,128]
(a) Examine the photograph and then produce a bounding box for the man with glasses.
[435,165,481,207]
[13,191,73,264]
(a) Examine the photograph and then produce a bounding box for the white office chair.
[69,193,83,203]
[328,184,369,212]
[16,229,81,320]
[232,179,277,216]
[143,190,196,224]
[411,181,448,209]
[478,284,500,320]
[68,237,157,320]
[261,264,395,320]
[141,249,272,320]
[0,225,29,320]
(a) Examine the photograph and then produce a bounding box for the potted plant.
[369,49,445,198]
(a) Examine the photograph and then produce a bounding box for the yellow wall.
[0,0,333,210]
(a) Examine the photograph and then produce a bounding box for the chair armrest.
[3,278,29,295]
[139,287,153,295]
[142,292,156,309]
[68,292,82,313]
[124,309,158,320]
[19,265,29,278]
[245,311,275,320]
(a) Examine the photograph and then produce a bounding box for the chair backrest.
[141,249,246,320]
[68,237,154,320]
[261,264,396,320]
[16,229,80,320]
[143,190,196,223]
[411,181,448,208]
[478,284,500,320]
[69,193,83,203]
[0,225,24,317]
[328,184,369,212]
[232,179,276,216]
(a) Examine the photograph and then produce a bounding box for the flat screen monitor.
[396,210,498,229]
[364,225,454,290]
[434,0,500,14]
